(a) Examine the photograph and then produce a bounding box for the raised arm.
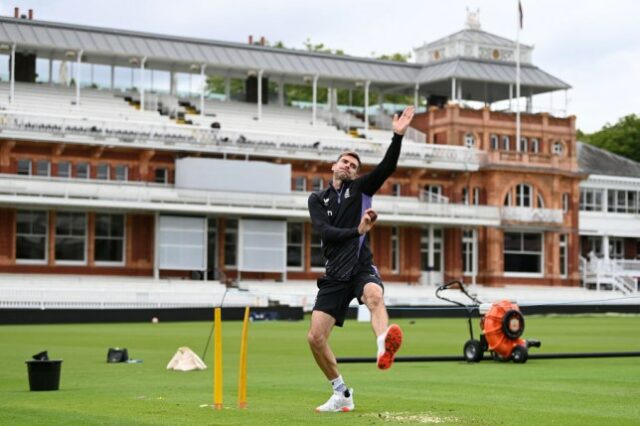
[360,106,415,195]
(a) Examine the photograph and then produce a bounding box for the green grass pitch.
[1,314,639,425]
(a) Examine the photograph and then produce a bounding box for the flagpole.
[516,0,521,152]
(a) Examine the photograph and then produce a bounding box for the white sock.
[330,375,347,393]
[376,330,387,358]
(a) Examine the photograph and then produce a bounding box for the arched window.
[505,184,539,208]
[464,133,475,148]
[502,135,510,151]
[552,141,565,156]
[490,134,499,150]
[531,138,539,153]
[537,193,544,208]
[519,137,528,152]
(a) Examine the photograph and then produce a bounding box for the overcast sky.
[3,0,639,132]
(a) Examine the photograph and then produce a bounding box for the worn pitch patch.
[366,411,459,424]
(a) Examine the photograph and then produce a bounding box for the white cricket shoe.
[315,388,354,412]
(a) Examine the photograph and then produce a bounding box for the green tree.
[374,52,412,63]
[582,115,640,162]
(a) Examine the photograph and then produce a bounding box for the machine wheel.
[463,339,483,363]
[501,310,525,339]
[512,345,529,363]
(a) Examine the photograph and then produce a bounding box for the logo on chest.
[344,188,351,199]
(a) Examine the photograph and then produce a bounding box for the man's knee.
[363,283,384,308]
[307,330,327,350]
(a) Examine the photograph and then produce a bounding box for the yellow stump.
[238,306,250,408]
[213,307,223,409]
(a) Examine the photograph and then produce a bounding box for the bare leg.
[361,282,388,336]
[307,310,340,380]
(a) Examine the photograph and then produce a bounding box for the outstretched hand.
[392,106,416,135]
[358,208,378,235]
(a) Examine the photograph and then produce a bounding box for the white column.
[278,77,285,107]
[602,235,610,260]
[451,77,456,102]
[200,64,206,117]
[311,74,319,125]
[364,80,370,131]
[110,64,115,91]
[257,69,264,121]
[457,82,462,102]
[48,57,53,85]
[139,56,147,111]
[428,225,435,286]
[150,69,154,91]
[414,83,420,110]
[169,70,176,95]
[75,49,83,109]
[224,75,231,101]
[9,44,16,105]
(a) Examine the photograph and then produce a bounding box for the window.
[391,227,400,273]
[531,138,540,153]
[96,164,110,180]
[502,136,510,151]
[392,183,401,197]
[57,161,71,178]
[55,212,87,263]
[609,237,624,259]
[35,160,51,177]
[464,133,475,148]
[515,184,532,207]
[562,193,570,213]
[17,159,31,175]
[462,230,474,275]
[586,236,602,257]
[155,168,168,184]
[462,187,469,205]
[473,187,480,206]
[16,210,48,263]
[422,185,443,203]
[293,176,307,192]
[94,214,124,264]
[537,194,545,208]
[519,137,528,152]
[224,219,238,267]
[311,177,324,192]
[77,162,90,179]
[490,134,499,150]
[310,228,324,269]
[420,228,442,272]
[559,234,568,277]
[606,189,640,213]
[580,188,603,211]
[287,222,304,269]
[207,218,218,276]
[504,232,543,274]
[552,141,564,155]
[114,165,128,181]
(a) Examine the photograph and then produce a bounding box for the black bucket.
[26,360,63,391]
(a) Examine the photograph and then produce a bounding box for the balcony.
[0,110,485,172]
[0,174,501,226]
[501,206,564,225]
[482,150,578,172]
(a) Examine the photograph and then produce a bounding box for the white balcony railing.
[0,174,501,226]
[501,207,564,224]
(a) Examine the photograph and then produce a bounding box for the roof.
[577,142,640,178]
[0,16,569,99]
[419,28,533,50]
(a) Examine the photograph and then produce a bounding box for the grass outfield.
[1,314,639,425]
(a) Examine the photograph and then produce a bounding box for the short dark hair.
[336,150,361,170]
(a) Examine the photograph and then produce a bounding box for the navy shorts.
[312,265,384,327]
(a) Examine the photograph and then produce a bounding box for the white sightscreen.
[158,216,206,271]
[239,219,286,273]
[175,157,291,194]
